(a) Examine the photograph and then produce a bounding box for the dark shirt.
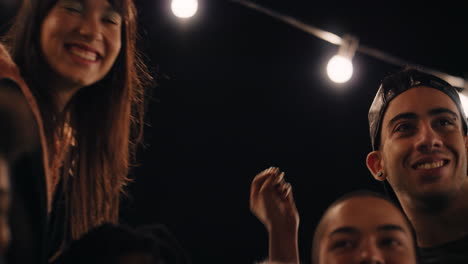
[7,150,48,264]
[47,178,68,261]
[419,235,468,264]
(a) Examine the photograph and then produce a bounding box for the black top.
[7,149,48,264]
[419,235,468,264]
[46,178,68,262]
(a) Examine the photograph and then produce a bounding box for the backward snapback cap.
[368,68,468,151]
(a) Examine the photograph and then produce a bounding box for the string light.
[327,56,353,83]
[228,1,467,83]
[170,0,468,110]
[171,0,198,18]
[327,34,358,83]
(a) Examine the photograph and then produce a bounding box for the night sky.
[1,0,468,263]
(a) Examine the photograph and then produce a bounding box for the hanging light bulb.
[327,34,359,84]
[327,55,353,83]
[171,0,198,18]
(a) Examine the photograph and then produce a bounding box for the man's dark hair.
[55,223,191,264]
[55,223,159,264]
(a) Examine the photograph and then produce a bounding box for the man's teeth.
[416,161,444,169]
[69,46,97,61]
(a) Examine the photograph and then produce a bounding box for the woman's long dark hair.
[4,0,151,241]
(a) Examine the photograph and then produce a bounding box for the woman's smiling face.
[40,0,122,89]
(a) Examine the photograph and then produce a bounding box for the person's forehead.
[383,86,459,122]
[324,197,409,234]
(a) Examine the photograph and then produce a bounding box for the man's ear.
[366,151,385,181]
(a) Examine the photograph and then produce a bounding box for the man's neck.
[401,184,468,248]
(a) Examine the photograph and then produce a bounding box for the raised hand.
[250,167,299,264]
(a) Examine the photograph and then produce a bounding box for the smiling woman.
[40,0,122,110]
[1,0,151,262]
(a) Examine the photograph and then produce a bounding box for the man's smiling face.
[379,86,468,202]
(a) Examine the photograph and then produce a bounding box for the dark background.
[1,0,468,263]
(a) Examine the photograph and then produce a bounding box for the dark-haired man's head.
[57,223,159,264]
[366,68,468,211]
[311,191,417,264]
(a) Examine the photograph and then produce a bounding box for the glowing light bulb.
[326,55,353,83]
[171,0,198,18]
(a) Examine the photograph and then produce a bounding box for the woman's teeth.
[69,46,98,61]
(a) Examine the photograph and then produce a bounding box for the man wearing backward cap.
[366,68,468,264]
